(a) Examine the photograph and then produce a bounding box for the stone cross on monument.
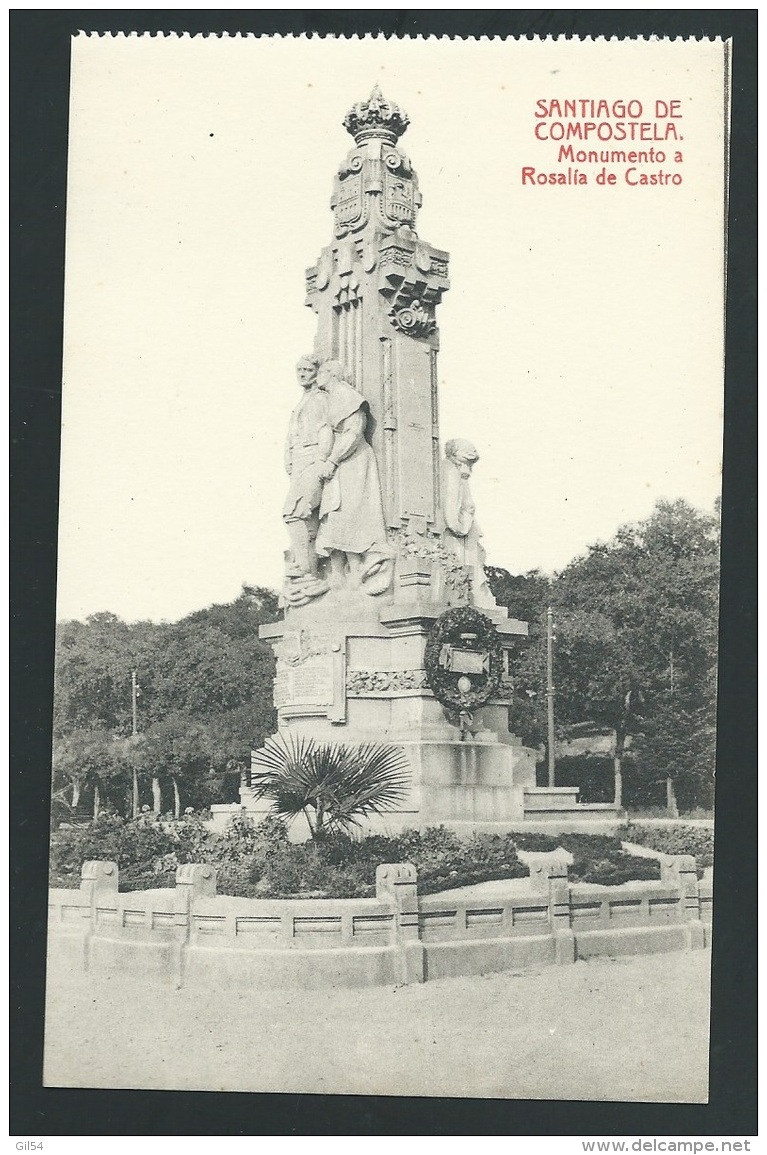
[244,89,591,832]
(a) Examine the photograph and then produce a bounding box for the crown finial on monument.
[342,86,410,146]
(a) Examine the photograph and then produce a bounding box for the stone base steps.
[522,787,623,824]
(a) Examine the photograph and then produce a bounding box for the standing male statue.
[282,353,332,604]
[442,438,496,608]
[315,360,392,595]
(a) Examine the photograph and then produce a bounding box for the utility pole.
[667,646,678,817]
[546,607,556,788]
[131,670,139,736]
[131,670,139,818]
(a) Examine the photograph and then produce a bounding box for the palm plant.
[250,733,410,840]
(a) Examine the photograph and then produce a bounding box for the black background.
[10,8,757,1138]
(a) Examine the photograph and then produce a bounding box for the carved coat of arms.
[335,172,364,229]
[383,172,415,227]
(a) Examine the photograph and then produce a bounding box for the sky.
[57,35,727,623]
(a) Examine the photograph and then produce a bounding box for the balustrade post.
[376,863,424,984]
[661,854,705,950]
[80,860,118,971]
[173,864,217,987]
[546,860,576,965]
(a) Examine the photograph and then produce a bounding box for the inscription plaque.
[438,645,489,675]
[274,655,335,708]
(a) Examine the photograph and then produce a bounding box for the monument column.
[304,86,450,535]
[247,88,547,834]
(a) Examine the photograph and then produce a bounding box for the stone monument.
[241,87,610,832]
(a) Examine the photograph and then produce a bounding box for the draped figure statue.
[315,360,392,595]
[441,438,496,609]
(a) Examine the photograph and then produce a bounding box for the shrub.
[255,844,376,899]
[212,813,260,863]
[214,859,259,898]
[170,811,215,863]
[392,827,527,894]
[48,810,216,889]
[240,826,529,899]
[257,844,312,895]
[575,854,661,886]
[509,830,661,885]
[510,831,624,857]
[620,822,714,869]
[122,870,177,892]
[49,811,674,897]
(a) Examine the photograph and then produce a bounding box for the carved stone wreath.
[388,300,436,337]
[424,607,504,712]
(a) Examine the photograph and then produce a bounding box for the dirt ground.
[43,945,711,1102]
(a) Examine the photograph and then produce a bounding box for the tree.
[54,613,138,737]
[485,567,551,750]
[51,728,126,819]
[251,735,410,840]
[107,736,143,817]
[53,585,280,816]
[546,606,643,806]
[552,500,719,810]
[487,501,719,809]
[203,704,268,807]
[139,588,278,744]
[52,728,103,811]
[182,584,280,638]
[139,713,211,817]
[485,566,551,627]
[632,692,717,815]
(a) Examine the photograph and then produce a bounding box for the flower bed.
[50,813,678,897]
[508,831,661,885]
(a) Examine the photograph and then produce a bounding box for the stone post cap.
[518,849,572,891]
[80,860,118,890]
[175,863,217,896]
[376,862,418,899]
[518,848,573,872]
[660,853,698,876]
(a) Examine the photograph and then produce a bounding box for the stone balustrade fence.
[48,854,712,990]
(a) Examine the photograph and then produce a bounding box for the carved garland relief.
[346,669,430,695]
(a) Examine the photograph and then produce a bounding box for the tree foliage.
[52,585,279,818]
[488,499,719,810]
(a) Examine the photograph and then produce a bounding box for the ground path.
[44,945,710,1101]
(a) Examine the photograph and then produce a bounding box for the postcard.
[44,32,729,1105]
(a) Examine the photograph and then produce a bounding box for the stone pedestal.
[245,592,539,833]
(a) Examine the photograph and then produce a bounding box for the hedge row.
[46,813,718,896]
[620,822,714,870]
